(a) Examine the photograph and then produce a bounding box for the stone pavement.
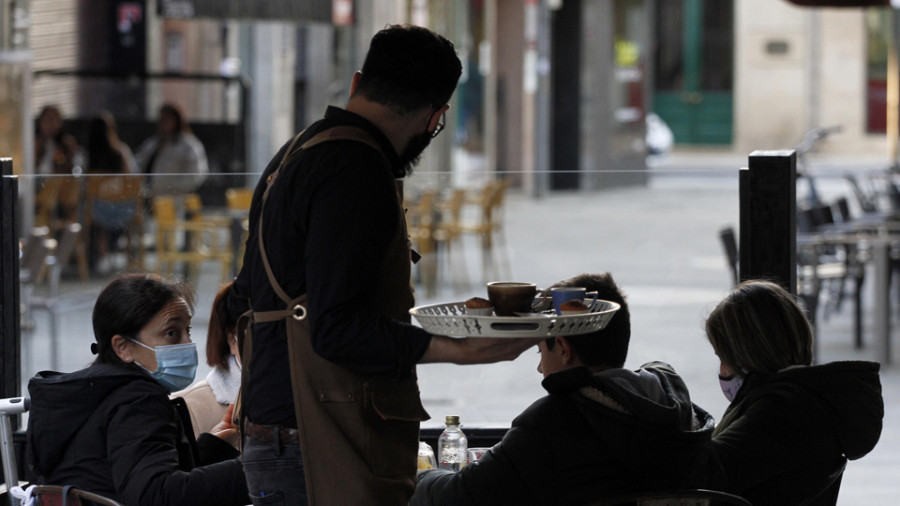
[19,154,898,504]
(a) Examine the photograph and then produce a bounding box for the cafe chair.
[9,485,124,506]
[718,226,739,287]
[152,195,233,282]
[33,176,81,235]
[19,229,54,332]
[844,173,879,215]
[84,174,145,272]
[433,188,470,293]
[0,398,123,506]
[225,187,253,273]
[587,489,753,506]
[459,179,511,282]
[406,189,439,297]
[29,223,101,370]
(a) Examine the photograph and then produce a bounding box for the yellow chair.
[153,195,233,281]
[434,188,469,292]
[459,180,510,282]
[405,189,439,297]
[226,187,254,272]
[84,175,145,272]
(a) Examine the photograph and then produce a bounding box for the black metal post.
[739,150,797,293]
[0,159,21,424]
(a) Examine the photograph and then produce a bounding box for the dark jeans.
[243,426,307,506]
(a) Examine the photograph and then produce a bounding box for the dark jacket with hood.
[26,363,249,506]
[711,361,883,505]
[412,362,721,506]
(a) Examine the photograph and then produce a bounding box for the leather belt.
[244,420,301,445]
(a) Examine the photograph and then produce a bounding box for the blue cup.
[550,287,598,315]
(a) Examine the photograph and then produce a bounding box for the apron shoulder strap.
[257,125,387,307]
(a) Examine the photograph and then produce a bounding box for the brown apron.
[244,126,430,505]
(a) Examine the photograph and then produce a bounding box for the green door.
[653,0,733,145]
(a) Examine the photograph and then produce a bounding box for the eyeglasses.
[431,111,446,139]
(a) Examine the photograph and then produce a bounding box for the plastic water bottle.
[438,415,468,471]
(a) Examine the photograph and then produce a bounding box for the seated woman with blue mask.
[26,274,249,506]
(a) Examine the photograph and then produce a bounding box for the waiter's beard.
[398,130,434,177]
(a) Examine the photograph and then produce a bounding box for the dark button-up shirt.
[229,106,433,427]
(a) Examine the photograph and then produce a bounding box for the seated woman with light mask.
[26,274,249,506]
[705,280,883,505]
[173,281,242,449]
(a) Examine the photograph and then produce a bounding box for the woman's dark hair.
[92,274,195,365]
[87,112,126,174]
[160,103,191,135]
[36,105,65,143]
[545,273,631,369]
[354,24,462,115]
[706,280,813,375]
[207,282,237,370]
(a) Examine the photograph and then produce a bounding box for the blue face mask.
[718,374,745,403]
[130,339,198,393]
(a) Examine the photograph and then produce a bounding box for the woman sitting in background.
[84,111,140,274]
[173,281,241,448]
[135,102,209,197]
[705,280,883,505]
[26,274,249,506]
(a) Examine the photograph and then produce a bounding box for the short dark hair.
[92,274,195,365]
[207,282,237,370]
[706,280,813,375]
[354,24,462,115]
[545,273,630,368]
[160,102,190,134]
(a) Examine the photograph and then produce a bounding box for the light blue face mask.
[130,339,198,393]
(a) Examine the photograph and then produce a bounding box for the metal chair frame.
[0,398,123,506]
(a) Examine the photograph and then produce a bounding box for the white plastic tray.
[410,300,620,338]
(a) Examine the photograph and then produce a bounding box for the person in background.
[33,105,84,228]
[34,105,82,176]
[135,102,208,197]
[705,280,883,505]
[26,274,249,506]
[84,111,139,274]
[172,281,241,449]
[412,273,721,506]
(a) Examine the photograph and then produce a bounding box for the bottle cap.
[445,415,459,425]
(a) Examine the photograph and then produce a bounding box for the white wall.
[735,0,886,159]
[735,0,808,153]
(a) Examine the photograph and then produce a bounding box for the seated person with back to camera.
[26,274,249,506]
[412,273,722,506]
[705,280,883,505]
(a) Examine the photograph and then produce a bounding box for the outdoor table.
[798,231,893,364]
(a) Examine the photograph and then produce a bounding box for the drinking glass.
[418,441,437,470]
[466,447,490,463]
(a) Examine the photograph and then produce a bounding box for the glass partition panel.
[11,152,889,435]
[10,161,748,427]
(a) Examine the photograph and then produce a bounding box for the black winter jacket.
[412,362,721,506]
[711,361,883,505]
[26,363,249,506]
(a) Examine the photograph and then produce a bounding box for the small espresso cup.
[550,287,598,315]
[487,282,538,316]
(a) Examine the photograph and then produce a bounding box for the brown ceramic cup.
[487,281,538,316]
